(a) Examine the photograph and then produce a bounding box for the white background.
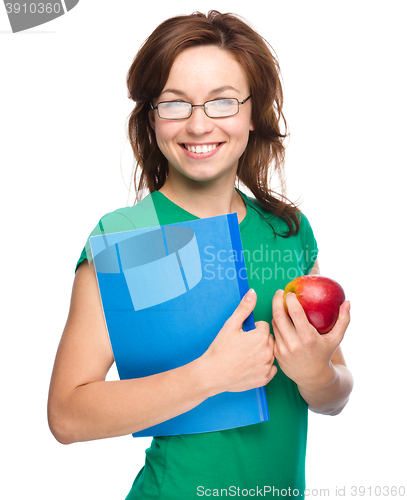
[1,1,406,498]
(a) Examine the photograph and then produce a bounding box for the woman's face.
[150,45,254,189]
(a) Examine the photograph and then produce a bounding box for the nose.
[185,106,215,136]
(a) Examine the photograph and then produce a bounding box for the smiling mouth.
[183,143,221,154]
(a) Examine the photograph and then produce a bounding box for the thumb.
[327,300,351,341]
[227,288,257,330]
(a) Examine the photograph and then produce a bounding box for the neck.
[158,176,246,222]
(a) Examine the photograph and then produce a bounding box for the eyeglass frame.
[150,95,252,120]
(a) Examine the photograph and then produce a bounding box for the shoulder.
[77,193,162,271]
[240,191,313,236]
[94,192,162,234]
[239,192,318,278]
[297,211,313,233]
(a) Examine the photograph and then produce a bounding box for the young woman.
[48,11,353,499]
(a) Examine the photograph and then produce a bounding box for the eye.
[205,98,239,117]
[157,101,192,119]
[161,100,189,109]
[211,98,236,108]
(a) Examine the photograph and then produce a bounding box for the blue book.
[89,213,269,437]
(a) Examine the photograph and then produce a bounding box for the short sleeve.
[74,194,163,273]
[75,246,88,272]
[74,211,139,273]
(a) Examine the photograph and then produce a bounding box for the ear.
[249,118,255,132]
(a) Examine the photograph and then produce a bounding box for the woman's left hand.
[271,289,351,390]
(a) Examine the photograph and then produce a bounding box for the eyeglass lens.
[158,98,240,119]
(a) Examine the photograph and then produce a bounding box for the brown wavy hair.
[126,10,300,236]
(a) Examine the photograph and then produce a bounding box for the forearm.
[49,356,212,444]
[298,363,354,416]
[49,281,276,445]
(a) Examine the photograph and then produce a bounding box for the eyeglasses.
[150,95,252,120]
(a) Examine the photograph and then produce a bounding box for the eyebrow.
[160,85,240,98]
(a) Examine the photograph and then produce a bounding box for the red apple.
[283,275,345,334]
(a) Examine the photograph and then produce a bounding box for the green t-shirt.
[77,190,318,499]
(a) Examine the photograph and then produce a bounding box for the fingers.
[326,300,351,341]
[266,364,278,385]
[283,291,316,333]
[272,290,305,341]
[274,286,350,345]
[272,289,292,328]
[260,331,278,386]
[210,290,276,392]
[226,288,257,331]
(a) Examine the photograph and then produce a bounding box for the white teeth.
[185,144,218,154]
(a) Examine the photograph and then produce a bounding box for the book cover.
[89,213,269,437]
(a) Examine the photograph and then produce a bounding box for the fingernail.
[244,289,255,301]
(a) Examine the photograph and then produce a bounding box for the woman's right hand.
[200,289,277,396]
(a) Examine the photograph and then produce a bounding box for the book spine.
[226,213,254,331]
[226,214,269,422]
